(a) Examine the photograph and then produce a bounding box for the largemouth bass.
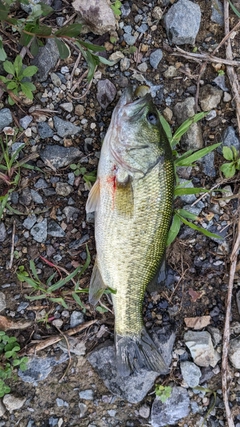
[86,87,174,376]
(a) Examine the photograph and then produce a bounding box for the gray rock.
[60,102,73,112]
[19,115,33,129]
[53,116,81,137]
[180,361,201,387]
[88,344,160,403]
[47,220,65,237]
[137,62,148,73]
[30,190,43,204]
[50,72,62,87]
[79,402,88,417]
[211,0,224,25]
[0,222,7,242]
[237,289,240,315]
[40,145,82,169]
[23,214,37,230]
[70,310,84,328]
[11,142,25,160]
[150,49,163,69]
[0,400,6,416]
[57,337,86,356]
[139,404,150,418]
[150,386,190,426]
[200,84,223,111]
[3,394,26,413]
[178,179,196,204]
[34,178,48,189]
[0,108,12,131]
[97,79,117,109]
[56,398,68,407]
[69,234,90,249]
[182,202,204,217]
[63,206,80,222]
[32,38,60,82]
[220,126,240,153]
[55,182,73,197]
[0,291,6,312]
[123,33,137,46]
[184,330,220,367]
[37,122,54,139]
[30,218,48,243]
[213,74,228,91]
[72,0,116,35]
[79,389,94,400]
[174,97,203,150]
[165,0,201,45]
[18,354,68,385]
[229,336,240,369]
[201,151,216,178]
[207,326,222,347]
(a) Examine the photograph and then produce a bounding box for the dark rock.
[38,122,54,139]
[18,354,68,385]
[30,218,48,243]
[40,145,82,169]
[211,0,224,25]
[150,49,163,69]
[32,39,60,82]
[97,79,117,109]
[0,223,7,242]
[47,220,65,237]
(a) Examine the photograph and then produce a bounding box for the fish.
[86,87,174,376]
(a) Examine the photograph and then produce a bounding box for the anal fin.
[89,259,107,305]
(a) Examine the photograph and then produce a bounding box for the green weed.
[17,249,91,312]
[0,135,38,220]
[0,55,38,104]
[159,113,222,244]
[155,384,172,403]
[0,0,113,82]
[220,146,240,178]
[111,0,122,16]
[0,331,28,397]
[70,164,97,186]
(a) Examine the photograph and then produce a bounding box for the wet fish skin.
[86,87,174,376]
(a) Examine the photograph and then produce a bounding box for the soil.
[0,1,240,426]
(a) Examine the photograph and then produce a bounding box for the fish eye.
[146,112,158,125]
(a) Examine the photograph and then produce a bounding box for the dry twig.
[23,319,98,355]
[8,220,15,270]
[172,46,240,67]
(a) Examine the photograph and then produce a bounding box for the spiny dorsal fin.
[86,178,100,213]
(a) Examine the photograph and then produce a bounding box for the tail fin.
[115,328,169,377]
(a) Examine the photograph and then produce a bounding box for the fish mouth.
[115,87,152,122]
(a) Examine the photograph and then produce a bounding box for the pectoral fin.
[86,179,100,213]
[89,259,107,305]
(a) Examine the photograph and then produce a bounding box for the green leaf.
[55,23,82,37]
[17,275,40,289]
[96,305,108,313]
[72,292,86,310]
[13,55,23,77]
[22,65,38,77]
[20,23,35,46]
[231,145,238,160]
[6,81,17,90]
[0,38,7,61]
[20,82,36,99]
[46,272,57,286]
[175,143,221,167]
[54,37,70,59]
[30,37,40,56]
[97,55,115,66]
[30,260,40,282]
[77,40,105,52]
[236,158,240,170]
[167,214,181,246]
[229,0,240,17]
[171,112,207,148]
[159,114,172,142]
[31,24,52,36]
[177,213,222,239]
[0,1,9,20]
[177,208,198,221]
[3,60,15,75]
[0,75,8,83]
[222,146,234,161]
[174,187,206,196]
[220,162,236,178]
[49,297,68,309]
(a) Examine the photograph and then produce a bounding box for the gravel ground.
[0,1,240,426]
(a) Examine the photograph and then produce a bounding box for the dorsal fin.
[86,179,100,213]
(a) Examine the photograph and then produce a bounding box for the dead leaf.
[188,288,205,302]
[0,315,32,331]
[184,315,211,330]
